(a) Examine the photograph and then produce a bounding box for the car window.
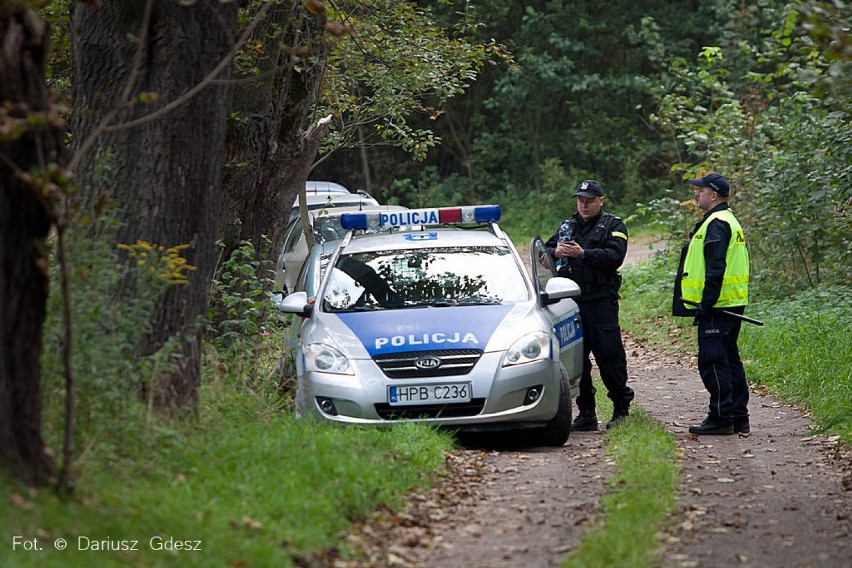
[313,216,413,246]
[322,246,529,312]
[530,236,557,295]
[293,251,312,293]
[283,220,304,253]
[294,249,334,301]
[314,216,350,245]
[288,195,380,224]
[309,254,334,301]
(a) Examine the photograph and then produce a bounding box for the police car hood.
[310,302,544,358]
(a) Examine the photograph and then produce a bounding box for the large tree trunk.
[0,6,62,485]
[217,2,329,274]
[70,0,238,410]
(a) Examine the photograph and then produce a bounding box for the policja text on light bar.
[340,205,501,230]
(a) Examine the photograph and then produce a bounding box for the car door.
[530,236,583,383]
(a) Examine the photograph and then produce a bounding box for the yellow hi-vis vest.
[681,209,749,307]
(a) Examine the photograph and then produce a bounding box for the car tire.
[534,363,572,447]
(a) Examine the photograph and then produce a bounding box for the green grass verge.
[564,409,678,568]
[739,286,852,442]
[565,253,850,566]
[1,384,454,568]
[619,253,852,442]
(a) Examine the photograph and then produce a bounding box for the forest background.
[0,0,848,537]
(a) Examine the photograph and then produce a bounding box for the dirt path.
[342,337,850,568]
[632,337,851,568]
[339,241,851,568]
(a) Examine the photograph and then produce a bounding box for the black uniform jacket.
[545,211,628,302]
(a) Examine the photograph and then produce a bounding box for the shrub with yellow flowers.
[117,240,196,285]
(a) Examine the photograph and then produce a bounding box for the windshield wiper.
[454,296,500,305]
[327,305,386,313]
[399,299,499,308]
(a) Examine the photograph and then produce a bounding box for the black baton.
[681,299,764,326]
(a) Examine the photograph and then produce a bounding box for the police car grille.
[374,399,486,419]
[373,349,483,378]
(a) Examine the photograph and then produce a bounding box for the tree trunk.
[217,2,328,274]
[357,125,373,195]
[70,0,238,410]
[0,6,62,485]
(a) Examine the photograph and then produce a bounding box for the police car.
[276,205,583,446]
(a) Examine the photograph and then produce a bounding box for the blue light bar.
[340,205,502,230]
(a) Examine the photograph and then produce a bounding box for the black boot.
[606,400,630,430]
[688,417,734,435]
[572,409,598,431]
[733,416,750,434]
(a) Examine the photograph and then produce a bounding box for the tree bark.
[0,6,62,485]
[217,2,329,274]
[70,0,238,410]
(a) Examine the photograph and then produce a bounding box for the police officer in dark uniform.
[546,180,634,430]
[673,172,751,435]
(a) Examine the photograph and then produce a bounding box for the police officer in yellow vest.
[673,172,751,435]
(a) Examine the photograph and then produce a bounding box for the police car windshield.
[322,246,529,313]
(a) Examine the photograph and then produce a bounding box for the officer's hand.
[692,303,709,326]
[564,241,584,258]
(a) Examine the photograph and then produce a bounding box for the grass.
[1,378,454,567]
[562,251,850,566]
[618,249,698,356]
[4,238,847,568]
[738,286,852,442]
[4,234,458,567]
[619,252,852,442]
[564,409,679,568]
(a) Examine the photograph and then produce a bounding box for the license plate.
[388,383,472,406]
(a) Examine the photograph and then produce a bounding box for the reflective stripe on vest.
[681,209,749,307]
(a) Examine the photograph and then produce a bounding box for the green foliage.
[1,377,455,567]
[316,0,508,161]
[650,1,851,297]
[743,97,850,294]
[798,0,852,101]
[564,409,679,568]
[740,286,852,442]
[386,165,469,209]
[207,239,277,352]
[36,0,72,100]
[620,256,852,443]
[626,195,695,247]
[441,0,733,206]
[204,239,293,401]
[619,249,698,356]
[498,158,590,243]
[40,221,182,453]
[317,0,740,210]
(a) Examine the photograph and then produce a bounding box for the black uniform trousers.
[697,312,749,424]
[575,296,634,412]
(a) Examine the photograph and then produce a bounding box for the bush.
[41,221,182,454]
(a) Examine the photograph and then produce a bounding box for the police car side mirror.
[541,277,581,305]
[276,291,314,317]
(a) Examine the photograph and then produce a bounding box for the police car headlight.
[306,344,353,375]
[503,332,550,367]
